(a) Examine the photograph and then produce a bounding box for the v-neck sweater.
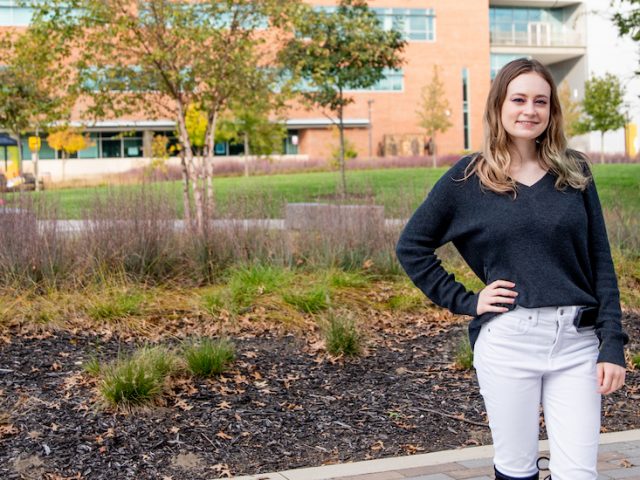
[396,155,628,366]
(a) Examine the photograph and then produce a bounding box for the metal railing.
[490,29,584,47]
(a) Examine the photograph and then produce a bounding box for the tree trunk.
[338,96,347,198]
[243,132,250,177]
[179,151,192,227]
[176,103,204,236]
[430,132,437,168]
[33,127,40,192]
[600,131,605,164]
[205,111,217,222]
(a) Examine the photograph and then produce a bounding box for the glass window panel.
[39,140,56,160]
[124,138,143,157]
[101,139,121,158]
[409,15,426,31]
[528,8,542,21]
[78,133,99,159]
[228,142,244,156]
[494,9,512,22]
[214,142,227,155]
[513,8,527,21]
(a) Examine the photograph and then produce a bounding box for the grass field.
[22,163,640,219]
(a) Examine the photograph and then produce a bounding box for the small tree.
[0,24,76,189]
[558,81,582,139]
[47,128,91,181]
[577,73,626,163]
[612,1,640,72]
[30,0,301,234]
[282,0,405,196]
[416,65,453,168]
[218,87,288,177]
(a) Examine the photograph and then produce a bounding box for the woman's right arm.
[395,177,479,317]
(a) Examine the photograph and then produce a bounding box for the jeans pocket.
[487,310,534,336]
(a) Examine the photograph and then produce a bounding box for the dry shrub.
[80,184,180,282]
[0,194,75,288]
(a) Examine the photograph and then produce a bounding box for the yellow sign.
[28,136,41,152]
[626,123,637,157]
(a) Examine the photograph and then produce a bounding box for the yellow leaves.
[46,127,91,155]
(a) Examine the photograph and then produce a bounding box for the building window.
[350,69,404,92]
[0,1,33,26]
[78,133,99,159]
[123,132,143,157]
[491,54,523,80]
[372,8,435,41]
[462,68,470,151]
[284,130,299,155]
[489,7,576,46]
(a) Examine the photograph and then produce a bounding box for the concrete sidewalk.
[225,429,640,480]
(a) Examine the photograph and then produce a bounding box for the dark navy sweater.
[396,155,628,367]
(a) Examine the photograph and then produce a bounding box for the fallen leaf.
[216,430,233,440]
[620,459,633,468]
[370,440,384,451]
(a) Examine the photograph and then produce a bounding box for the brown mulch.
[1,311,638,480]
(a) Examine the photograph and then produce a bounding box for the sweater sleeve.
[395,172,478,317]
[583,177,629,366]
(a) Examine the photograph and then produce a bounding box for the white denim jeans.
[473,306,601,480]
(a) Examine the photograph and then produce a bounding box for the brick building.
[2,0,624,181]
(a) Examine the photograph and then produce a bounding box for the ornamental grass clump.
[282,285,330,313]
[100,346,178,407]
[323,313,363,357]
[183,338,236,377]
[87,290,145,321]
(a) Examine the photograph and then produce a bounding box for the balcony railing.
[490,29,584,47]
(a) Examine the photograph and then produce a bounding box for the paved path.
[223,429,640,480]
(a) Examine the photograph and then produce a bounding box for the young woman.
[396,58,628,480]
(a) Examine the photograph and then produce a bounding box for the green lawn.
[27,163,640,219]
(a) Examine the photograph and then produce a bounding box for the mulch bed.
[1,310,638,480]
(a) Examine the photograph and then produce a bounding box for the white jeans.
[473,306,601,480]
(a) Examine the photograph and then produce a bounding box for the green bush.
[201,290,227,314]
[83,356,101,376]
[326,270,370,288]
[99,346,177,407]
[323,313,363,357]
[183,338,236,377]
[388,292,424,312]
[283,286,330,313]
[227,265,291,310]
[631,352,640,369]
[88,291,145,321]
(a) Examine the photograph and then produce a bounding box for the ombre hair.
[466,58,590,195]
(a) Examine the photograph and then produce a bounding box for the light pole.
[367,99,374,159]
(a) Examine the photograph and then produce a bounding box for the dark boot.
[494,466,539,480]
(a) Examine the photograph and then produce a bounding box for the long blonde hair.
[466,58,590,195]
